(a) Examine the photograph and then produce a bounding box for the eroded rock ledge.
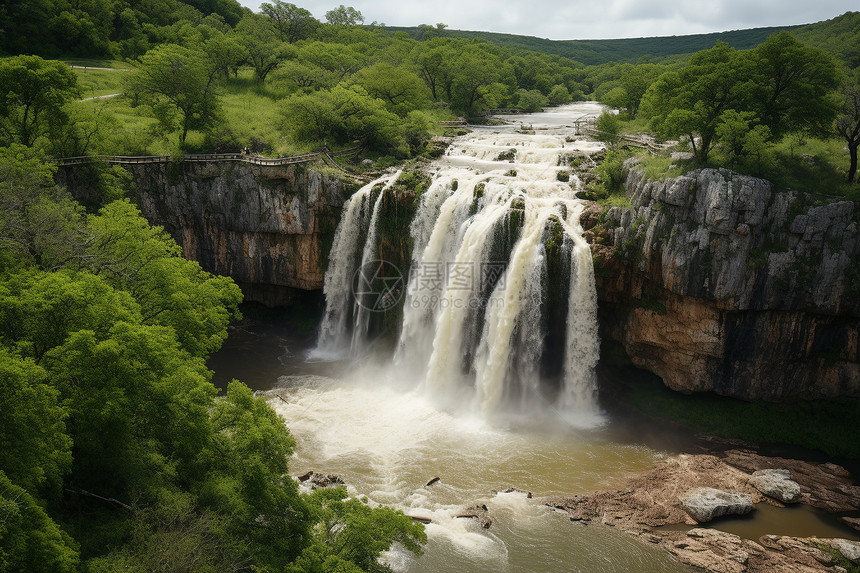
[545,450,860,573]
[59,161,356,306]
[589,167,860,400]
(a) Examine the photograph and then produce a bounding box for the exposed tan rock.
[722,450,860,512]
[546,454,762,531]
[547,451,859,573]
[682,488,754,523]
[660,529,845,573]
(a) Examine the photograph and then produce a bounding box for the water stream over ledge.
[208,104,856,571]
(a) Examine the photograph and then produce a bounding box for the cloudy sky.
[235,0,855,40]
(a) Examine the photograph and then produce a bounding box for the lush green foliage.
[125,44,222,143]
[0,146,425,572]
[0,56,81,148]
[641,35,840,166]
[836,67,860,183]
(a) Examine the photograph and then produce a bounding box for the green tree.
[261,1,319,43]
[414,40,458,101]
[0,349,71,497]
[0,472,79,573]
[836,67,860,183]
[0,145,89,272]
[641,42,756,162]
[195,381,311,568]
[752,31,840,138]
[300,41,364,80]
[294,487,426,573]
[236,14,295,82]
[282,84,404,152]
[125,44,222,144]
[201,33,248,82]
[714,109,772,172]
[44,317,216,500]
[515,89,547,112]
[0,56,80,148]
[450,49,506,115]
[325,5,364,26]
[353,63,430,116]
[548,84,572,105]
[595,111,620,143]
[86,200,242,358]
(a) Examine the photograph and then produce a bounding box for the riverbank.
[545,446,860,572]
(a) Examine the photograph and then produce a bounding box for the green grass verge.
[73,67,130,98]
[620,368,860,460]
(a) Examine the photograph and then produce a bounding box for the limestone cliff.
[59,160,356,306]
[592,166,860,400]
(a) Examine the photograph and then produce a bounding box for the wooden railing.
[52,147,361,167]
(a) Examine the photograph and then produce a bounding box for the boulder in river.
[682,487,753,523]
[456,504,492,529]
[750,469,802,504]
[297,471,345,489]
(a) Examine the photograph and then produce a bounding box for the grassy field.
[70,68,305,156]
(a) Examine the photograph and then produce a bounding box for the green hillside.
[793,11,860,68]
[386,24,800,65]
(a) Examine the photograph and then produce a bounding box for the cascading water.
[310,172,401,360]
[215,105,697,573]
[313,105,605,423]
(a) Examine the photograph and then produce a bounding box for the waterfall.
[312,106,605,423]
[310,172,399,360]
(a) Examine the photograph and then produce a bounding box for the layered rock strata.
[592,167,860,400]
[59,161,355,306]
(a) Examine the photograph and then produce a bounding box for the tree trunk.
[849,143,858,184]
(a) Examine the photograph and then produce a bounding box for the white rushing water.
[313,102,606,423]
[245,103,693,573]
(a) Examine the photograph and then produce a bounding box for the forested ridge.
[1,3,860,571]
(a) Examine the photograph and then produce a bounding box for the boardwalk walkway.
[52,147,361,167]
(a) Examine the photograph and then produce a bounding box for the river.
[208,103,855,572]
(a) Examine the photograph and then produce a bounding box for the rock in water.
[750,469,802,503]
[682,488,753,523]
[455,505,492,529]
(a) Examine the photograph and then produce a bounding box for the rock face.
[547,449,860,573]
[682,488,754,523]
[750,469,802,504]
[825,539,860,564]
[593,166,860,400]
[58,161,355,306]
[661,529,844,573]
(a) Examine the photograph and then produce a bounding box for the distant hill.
[385,24,801,65]
[793,11,860,68]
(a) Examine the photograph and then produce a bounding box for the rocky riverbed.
[545,447,860,572]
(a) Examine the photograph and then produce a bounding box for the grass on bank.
[70,68,306,156]
[71,66,129,98]
[610,114,860,199]
[616,365,860,460]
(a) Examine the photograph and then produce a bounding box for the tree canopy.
[0,57,80,148]
[0,142,428,572]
